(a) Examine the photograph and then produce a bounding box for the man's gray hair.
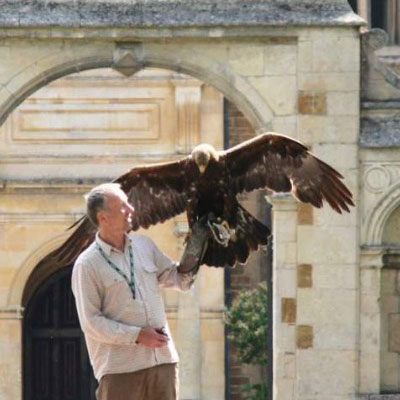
[84,183,123,226]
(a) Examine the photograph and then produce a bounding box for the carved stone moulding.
[363,182,400,245]
[364,164,393,193]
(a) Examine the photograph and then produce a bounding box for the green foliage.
[225,282,268,366]
[240,382,267,400]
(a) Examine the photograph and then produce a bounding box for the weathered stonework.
[0,0,364,28]
[297,203,314,225]
[298,91,327,115]
[282,298,297,324]
[361,115,400,147]
[297,264,313,288]
[0,1,366,399]
[296,325,313,349]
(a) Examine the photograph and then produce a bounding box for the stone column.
[171,79,203,154]
[0,307,23,400]
[174,218,202,400]
[176,283,202,400]
[359,246,384,393]
[266,194,298,400]
[357,0,370,25]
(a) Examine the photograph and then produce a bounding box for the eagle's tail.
[234,203,270,251]
[202,204,270,267]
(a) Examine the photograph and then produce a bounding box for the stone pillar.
[357,0,370,25]
[359,247,383,393]
[172,79,203,154]
[174,218,202,399]
[0,307,23,400]
[176,283,202,400]
[266,194,298,400]
[174,214,224,400]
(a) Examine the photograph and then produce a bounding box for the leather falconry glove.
[177,217,211,275]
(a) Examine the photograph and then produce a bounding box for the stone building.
[1,0,399,399]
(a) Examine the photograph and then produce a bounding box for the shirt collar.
[95,232,131,257]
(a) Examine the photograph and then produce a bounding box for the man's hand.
[136,327,169,348]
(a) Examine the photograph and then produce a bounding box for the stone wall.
[268,26,360,400]
[0,2,364,398]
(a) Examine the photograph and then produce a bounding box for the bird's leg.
[207,216,236,247]
[222,220,237,242]
[217,191,237,242]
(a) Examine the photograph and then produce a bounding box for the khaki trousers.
[97,363,178,400]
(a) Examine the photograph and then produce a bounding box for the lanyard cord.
[96,242,136,299]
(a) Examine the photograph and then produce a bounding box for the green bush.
[225,282,268,400]
[225,282,268,366]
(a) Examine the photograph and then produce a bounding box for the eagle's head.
[191,143,219,174]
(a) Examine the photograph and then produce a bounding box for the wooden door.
[24,266,97,400]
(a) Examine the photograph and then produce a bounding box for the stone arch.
[363,182,400,245]
[0,41,274,133]
[7,231,72,308]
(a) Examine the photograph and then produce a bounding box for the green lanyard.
[96,242,136,299]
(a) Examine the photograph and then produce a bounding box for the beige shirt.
[71,232,194,381]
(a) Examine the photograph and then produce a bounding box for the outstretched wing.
[222,132,354,213]
[116,157,194,229]
[43,156,196,268]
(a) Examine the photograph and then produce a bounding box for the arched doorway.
[9,65,268,399]
[23,266,97,400]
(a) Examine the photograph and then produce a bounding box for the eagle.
[45,132,354,268]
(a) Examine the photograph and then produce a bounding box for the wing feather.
[116,157,195,229]
[43,157,195,269]
[222,132,354,213]
[40,216,97,268]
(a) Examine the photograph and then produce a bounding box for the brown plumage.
[44,132,354,268]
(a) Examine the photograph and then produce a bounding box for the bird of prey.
[45,132,354,268]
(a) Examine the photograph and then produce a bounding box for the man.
[71,183,208,400]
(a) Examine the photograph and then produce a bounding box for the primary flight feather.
[45,132,354,268]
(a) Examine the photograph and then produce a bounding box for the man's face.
[99,190,134,234]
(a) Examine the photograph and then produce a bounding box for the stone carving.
[362,180,400,245]
[362,29,400,93]
[10,101,161,143]
[364,165,392,193]
[113,42,143,77]
[362,163,400,244]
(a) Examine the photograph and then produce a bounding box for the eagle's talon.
[207,219,235,248]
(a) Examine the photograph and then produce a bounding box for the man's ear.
[97,210,107,225]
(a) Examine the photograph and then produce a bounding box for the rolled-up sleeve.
[151,241,195,291]
[71,259,141,345]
